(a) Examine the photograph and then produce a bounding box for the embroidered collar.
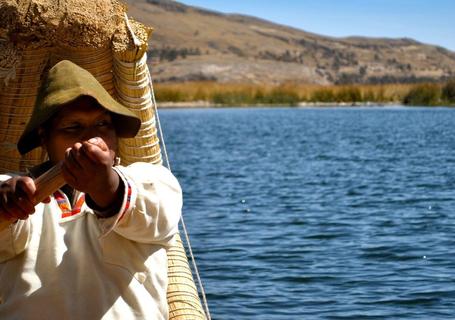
[53,190,86,218]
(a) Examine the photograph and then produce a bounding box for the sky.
[178,0,455,51]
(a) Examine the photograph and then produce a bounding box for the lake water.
[159,106,455,319]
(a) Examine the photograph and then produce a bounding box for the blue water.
[159,106,455,319]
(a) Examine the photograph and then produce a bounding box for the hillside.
[124,0,455,85]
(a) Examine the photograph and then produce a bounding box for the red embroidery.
[53,191,85,218]
[118,182,132,221]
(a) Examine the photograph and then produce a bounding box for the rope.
[146,66,212,320]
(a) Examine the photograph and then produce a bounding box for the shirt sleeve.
[97,162,183,246]
[0,174,32,263]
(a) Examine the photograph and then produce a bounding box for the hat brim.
[17,94,141,155]
[17,60,142,155]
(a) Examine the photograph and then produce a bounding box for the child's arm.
[65,137,182,245]
[0,175,34,262]
[103,162,182,245]
[0,166,64,262]
[0,176,36,222]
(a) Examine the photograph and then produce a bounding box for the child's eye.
[96,120,113,128]
[60,124,82,132]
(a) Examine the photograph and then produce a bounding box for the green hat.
[17,60,141,155]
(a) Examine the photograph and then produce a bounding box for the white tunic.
[0,162,182,320]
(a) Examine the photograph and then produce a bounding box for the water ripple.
[161,107,455,319]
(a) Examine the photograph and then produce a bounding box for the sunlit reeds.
[154,80,455,106]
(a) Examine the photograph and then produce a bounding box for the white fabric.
[0,162,182,320]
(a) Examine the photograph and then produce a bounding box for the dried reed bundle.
[113,17,206,319]
[167,234,206,320]
[112,17,162,166]
[0,0,125,48]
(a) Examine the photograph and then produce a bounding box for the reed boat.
[0,0,208,318]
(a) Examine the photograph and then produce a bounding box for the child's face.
[41,97,118,163]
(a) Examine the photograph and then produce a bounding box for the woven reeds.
[114,19,206,320]
[168,234,206,320]
[0,43,49,172]
[0,1,207,318]
[113,52,162,165]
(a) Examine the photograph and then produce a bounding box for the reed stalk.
[153,82,454,106]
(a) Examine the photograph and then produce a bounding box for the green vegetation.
[402,84,441,105]
[154,80,455,106]
[401,79,455,106]
[442,79,455,103]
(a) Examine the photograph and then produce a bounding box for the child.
[0,60,182,319]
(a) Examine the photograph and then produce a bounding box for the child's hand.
[62,137,120,208]
[0,176,36,221]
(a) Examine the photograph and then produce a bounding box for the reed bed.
[154,81,455,106]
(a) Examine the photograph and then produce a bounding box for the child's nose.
[81,126,100,141]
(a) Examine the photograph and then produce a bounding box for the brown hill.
[124,0,455,85]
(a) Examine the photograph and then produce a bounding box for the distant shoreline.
[154,80,455,108]
[156,101,451,108]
